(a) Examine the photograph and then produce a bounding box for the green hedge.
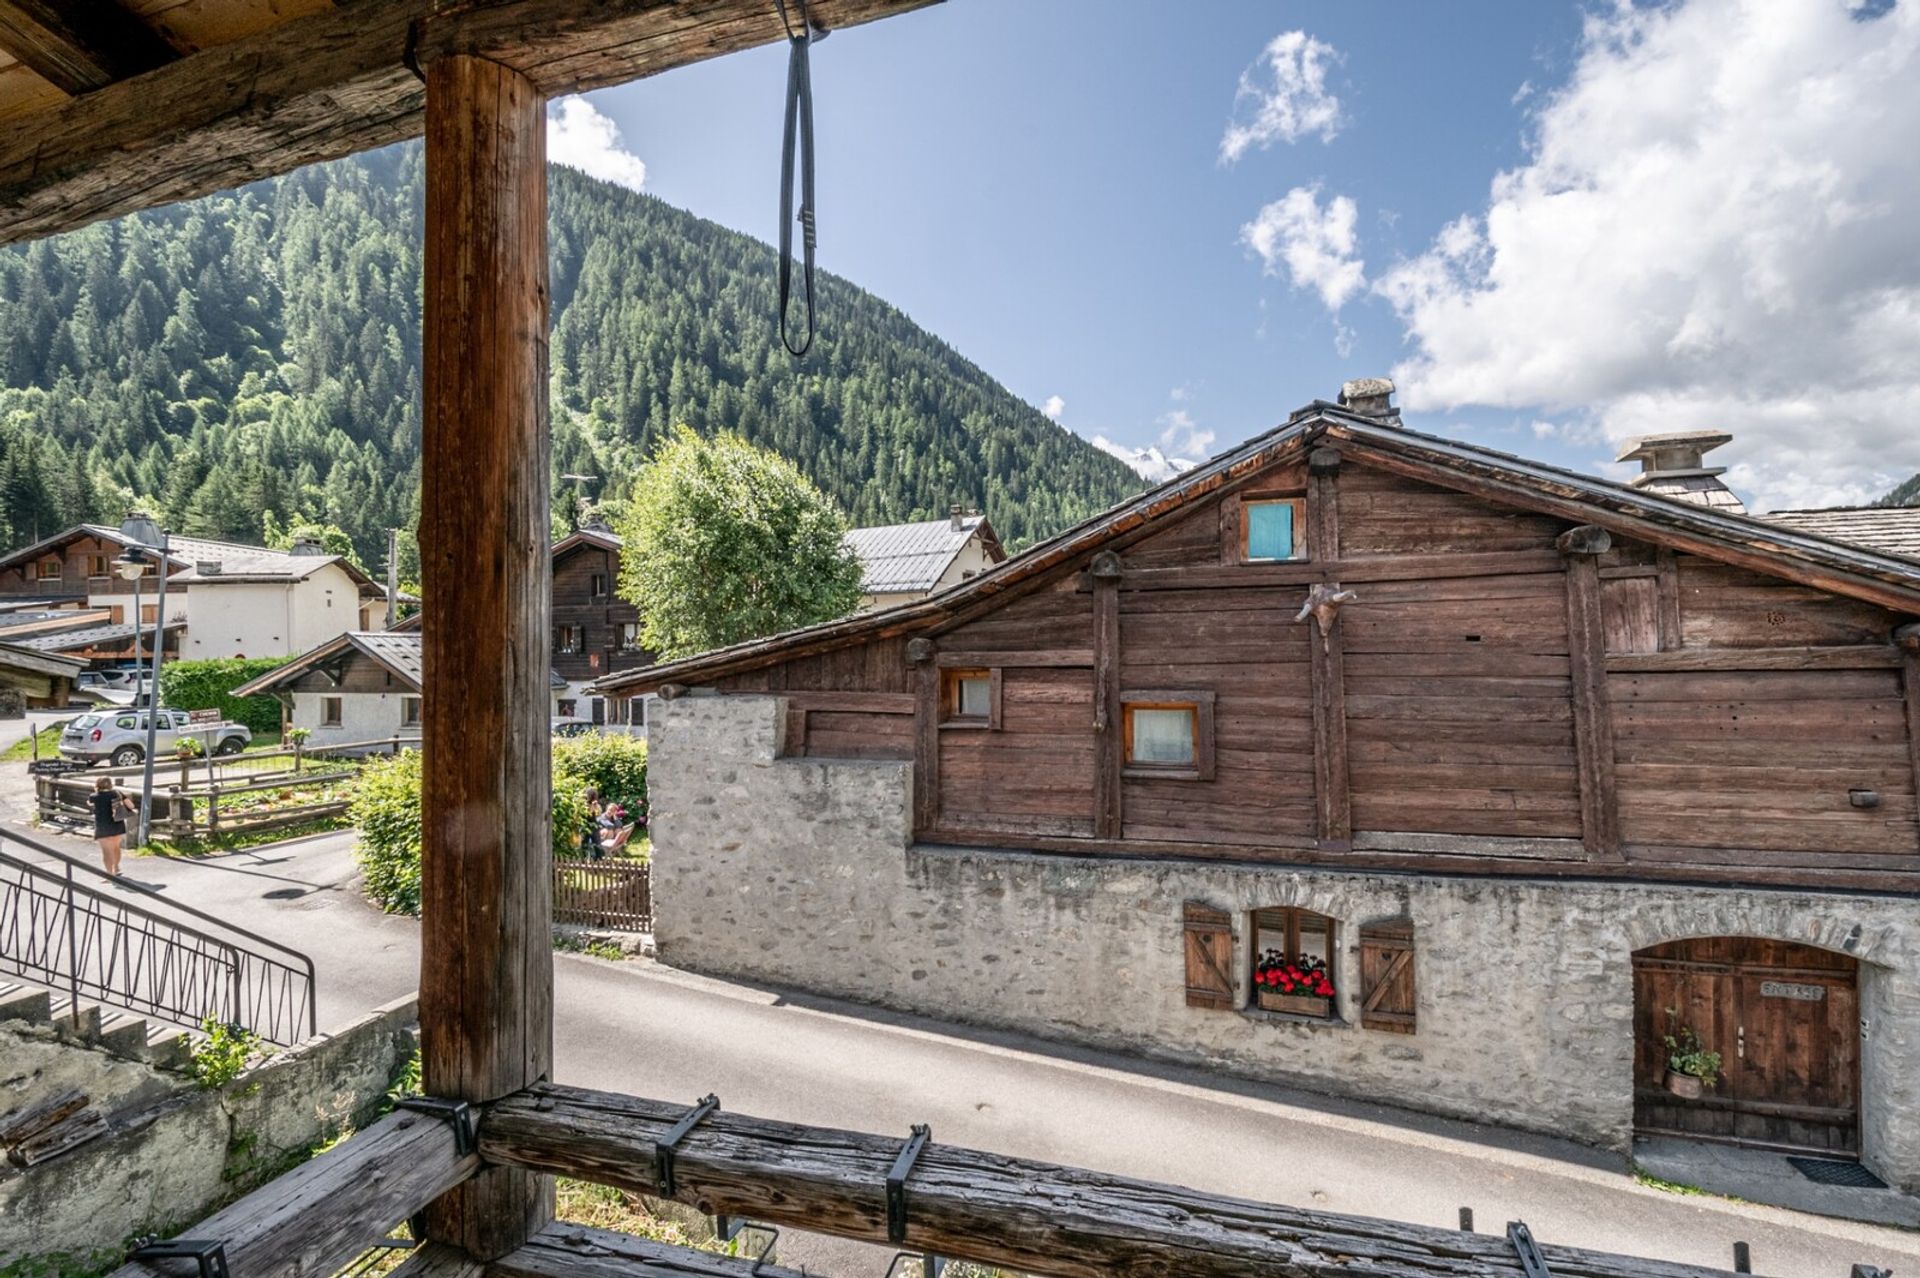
[158,657,290,735]
[349,733,645,915]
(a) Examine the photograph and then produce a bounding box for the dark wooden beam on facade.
[1654,548,1682,651]
[1090,551,1123,839]
[1898,624,1920,853]
[109,1109,480,1278]
[0,0,176,96]
[419,50,555,1261]
[1558,526,1621,863]
[482,1082,1742,1278]
[1306,448,1351,847]
[0,0,939,247]
[909,637,939,834]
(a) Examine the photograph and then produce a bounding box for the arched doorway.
[1632,937,1860,1157]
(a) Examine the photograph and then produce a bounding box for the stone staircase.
[0,977,196,1071]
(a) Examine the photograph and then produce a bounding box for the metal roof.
[843,515,998,595]
[1765,507,1920,564]
[233,629,568,696]
[0,524,392,596]
[11,619,185,653]
[0,641,87,678]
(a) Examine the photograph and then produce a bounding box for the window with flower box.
[1250,907,1338,1019]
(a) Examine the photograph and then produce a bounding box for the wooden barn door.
[1633,938,1860,1156]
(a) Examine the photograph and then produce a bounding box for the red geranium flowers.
[1254,948,1335,999]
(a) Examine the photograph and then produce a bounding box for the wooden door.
[1632,938,1859,1156]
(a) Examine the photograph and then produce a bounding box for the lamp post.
[117,514,169,848]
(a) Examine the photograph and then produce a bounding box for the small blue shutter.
[1246,502,1295,560]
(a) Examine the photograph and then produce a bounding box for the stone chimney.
[580,511,612,534]
[950,504,968,532]
[196,560,223,577]
[288,535,327,557]
[1616,430,1746,514]
[1338,377,1398,420]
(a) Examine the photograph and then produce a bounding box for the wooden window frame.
[616,622,642,653]
[85,554,109,579]
[1250,906,1340,1022]
[1120,690,1215,781]
[939,667,1002,730]
[35,558,62,581]
[554,624,582,655]
[401,696,422,727]
[589,572,608,600]
[320,696,344,728]
[1240,496,1307,563]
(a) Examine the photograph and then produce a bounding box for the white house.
[232,631,423,749]
[842,509,1005,612]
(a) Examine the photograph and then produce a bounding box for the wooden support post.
[909,637,938,834]
[1091,551,1123,840]
[1560,526,1622,862]
[1306,449,1350,848]
[1654,548,1682,651]
[1898,624,1920,852]
[419,51,554,1259]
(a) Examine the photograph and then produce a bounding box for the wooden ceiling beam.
[0,0,940,247]
[0,0,177,95]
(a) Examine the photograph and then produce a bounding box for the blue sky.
[554,0,1920,511]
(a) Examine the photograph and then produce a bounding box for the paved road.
[6,824,1915,1278]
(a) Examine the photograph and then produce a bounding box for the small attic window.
[1243,498,1305,562]
[941,668,1001,730]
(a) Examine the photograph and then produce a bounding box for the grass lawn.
[142,816,350,859]
[0,724,66,763]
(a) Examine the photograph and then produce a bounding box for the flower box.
[1664,1068,1706,1100]
[1257,990,1332,1017]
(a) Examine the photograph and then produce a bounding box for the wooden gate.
[1632,937,1859,1156]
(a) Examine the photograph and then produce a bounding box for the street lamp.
[117,514,170,847]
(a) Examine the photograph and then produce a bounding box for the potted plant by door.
[1662,1012,1723,1099]
[1254,948,1336,1017]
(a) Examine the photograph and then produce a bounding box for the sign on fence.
[27,759,86,776]
[188,708,222,725]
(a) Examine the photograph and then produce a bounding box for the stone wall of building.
[650,694,1920,1192]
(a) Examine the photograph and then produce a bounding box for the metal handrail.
[0,826,318,1044]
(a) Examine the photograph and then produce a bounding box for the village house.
[232,630,423,748]
[844,508,1006,611]
[598,380,1920,1192]
[549,520,654,727]
[0,525,394,665]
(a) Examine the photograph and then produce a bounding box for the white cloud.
[1241,185,1367,311]
[1041,394,1066,422]
[1221,32,1345,162]
[1157,409,1216,460]
[547,96,648,191]
[1091,437,1196,484]
[1377,0,1920,510]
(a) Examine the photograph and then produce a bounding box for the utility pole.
[386,527,400,629]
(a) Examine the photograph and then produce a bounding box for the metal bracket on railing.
[129,1237,230,1278]
[884,1252,946,1277]
[656,1093,720,1197]
[886,1124,932,1244]
[1851,1267,1893,1278]
[398,1095,477,1157]
[710,1215,779,1275]
[1507,1221,1552,1278]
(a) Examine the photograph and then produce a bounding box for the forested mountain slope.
[0,144,1142,562]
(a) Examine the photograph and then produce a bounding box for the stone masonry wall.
[651,694,1920,1192]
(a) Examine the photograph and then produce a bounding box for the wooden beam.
[419,51,554,1261]
[1654,548,1681,651]
[0,0,176,96]
[1605,645,1903,673]
[491,1224,807,1278]
[1091,555,1122,840]
[1306,456,1351,849]
[482,1084,1741,1278]
[1899,624,1920,854]
[110,1109,480,1278]
[1560,530,1621,863]
[910,642,938,834]
[0,0,939,246]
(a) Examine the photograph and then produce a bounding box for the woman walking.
[91,775,132,876]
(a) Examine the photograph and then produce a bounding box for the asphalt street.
[3,822,1911,1278]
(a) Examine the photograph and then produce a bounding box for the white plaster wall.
[650,694,1920,1192]
[288,689,414,748]
[178,564,369,659]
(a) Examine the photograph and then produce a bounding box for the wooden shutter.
[1182,902,1235,1010]
[1359,918,1416,1034]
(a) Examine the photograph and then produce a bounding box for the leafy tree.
[615,427,864,658]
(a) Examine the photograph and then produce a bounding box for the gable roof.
[0,524,393,597]
[589,402,1920,697]
[552,526,624,560]
[0,641,88,679]
[844,515,1004,595]
[233,631,424,697]
[1764,506,1920,564]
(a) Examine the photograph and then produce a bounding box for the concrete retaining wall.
[0,995,419,1267]
[650,694,1920,1192]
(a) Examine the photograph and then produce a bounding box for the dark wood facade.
[549,528,651,719]
[608,409,1920,895]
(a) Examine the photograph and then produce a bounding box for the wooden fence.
[553,857,652,932]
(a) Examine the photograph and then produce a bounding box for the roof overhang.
[0,641,88,679]
[233,631,421,696]
[591,403,1920,697]
[0,0,940,248]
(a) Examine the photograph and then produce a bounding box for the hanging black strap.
[776,0,819,357]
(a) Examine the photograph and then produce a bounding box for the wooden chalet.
[549,521,652,724]
[0,1,1852,1275]
[597,382,1920,1191]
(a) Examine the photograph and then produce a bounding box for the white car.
[59,709,251,766]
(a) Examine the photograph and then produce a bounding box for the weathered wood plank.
[0,0,938,246]
[110,1109,480,1278]
[912,652,939,834]
[1654,548,1681,650]
[0,1086,84,1145]
[936,648,1093,668]
[491,1224,808,1278]
[482,1084,1740,1278]
[1605,645,1902,672]
[0,0,177,95]
[1899,625,1920,852]
[1092,571,1121,840]
[1112,550,1566,592]
[1562,539,1621,861]
[419,52,554,1260]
